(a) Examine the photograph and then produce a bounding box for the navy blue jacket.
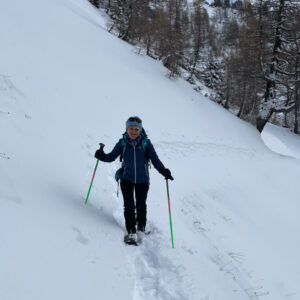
[100,133,165,184]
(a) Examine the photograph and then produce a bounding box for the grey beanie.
[126,116,143,131]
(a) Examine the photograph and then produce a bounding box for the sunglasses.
[128,116,142,123]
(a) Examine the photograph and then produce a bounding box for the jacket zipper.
[122,144,127,174]
[134,145,137,184]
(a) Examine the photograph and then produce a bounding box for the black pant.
[120,179,149,234]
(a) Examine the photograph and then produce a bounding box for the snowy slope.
[1,0,300,299]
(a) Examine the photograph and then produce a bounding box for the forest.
[89,0,300,133]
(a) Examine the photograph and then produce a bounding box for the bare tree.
[188,1,210,83]
[255,0,299,132]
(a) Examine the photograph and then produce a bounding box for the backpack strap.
[142,138,149,162]
[142,138,148,152]
[119,137,126,162]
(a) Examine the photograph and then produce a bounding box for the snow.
[1,0,300,299]
[262,123,300,159]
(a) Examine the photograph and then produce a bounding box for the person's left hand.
[160,168,174,180]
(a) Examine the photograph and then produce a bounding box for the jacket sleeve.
[147,139,165,172]
[100,140,122,162]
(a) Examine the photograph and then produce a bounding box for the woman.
[95,116,173,245]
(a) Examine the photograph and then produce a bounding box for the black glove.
[95,148,106,160]
[160,168,174,180]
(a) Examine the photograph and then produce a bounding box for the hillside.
[1,0,300,299]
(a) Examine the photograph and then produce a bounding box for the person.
[95,116,173,244]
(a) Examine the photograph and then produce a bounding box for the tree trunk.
[187,46,199,83]
[256,0,285,132]
[294,34,300,134]
[294,76,299,134]
[237,81,246,118]
[92,0,100,8]
[295,93,299,134]
[256,110,273,132]
[224,73,230,110]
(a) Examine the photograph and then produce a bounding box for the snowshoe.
[137,225,151,235]
[136,230,151,244]
[123,233,138,246]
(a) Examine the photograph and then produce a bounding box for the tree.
[159,0,188,77]
[188,1,210,82]
[256,0,297,132]
[89,0,100,8]
[202,56,226,103]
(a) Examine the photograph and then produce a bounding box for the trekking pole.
[117,180,120,198]
[85,143,105,205]
[166,179,174,248]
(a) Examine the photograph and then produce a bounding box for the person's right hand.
[95,148,105,160]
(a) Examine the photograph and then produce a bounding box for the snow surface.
[262,123,300,160]
[1,0,300,299]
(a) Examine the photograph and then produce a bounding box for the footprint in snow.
[131,225,188,300]
[0,153,10,160]
[71,226,89,245]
